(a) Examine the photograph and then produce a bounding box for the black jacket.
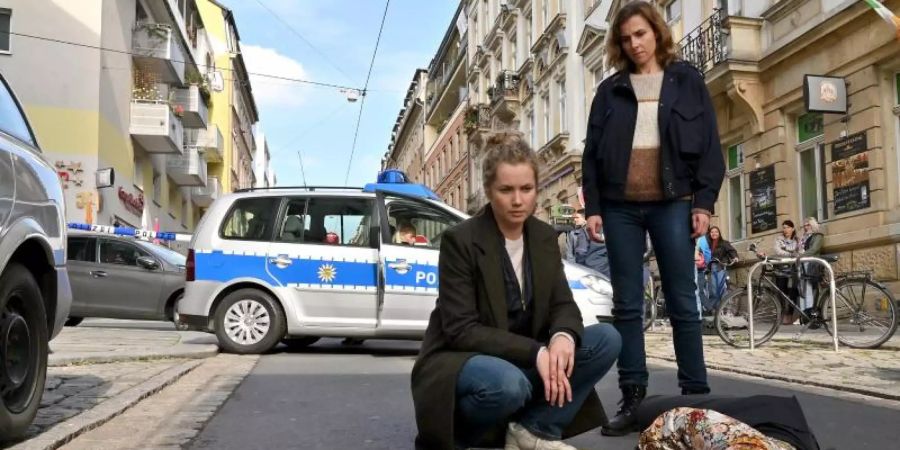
[582,61,725,215]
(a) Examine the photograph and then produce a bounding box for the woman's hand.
[537,345,573,408]
[586,215,604,242]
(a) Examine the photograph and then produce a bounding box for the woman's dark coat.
[582,61,726,216]
[411,205,607,449]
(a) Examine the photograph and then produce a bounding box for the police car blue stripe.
[195,252,275,284]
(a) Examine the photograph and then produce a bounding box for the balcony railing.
[186,124,224,162]
[129,102,184,154]
[166,146,207,187]
[132,22,186,85]
[192,176,220,207]
[677,9,728,75]
[173,85,209,129]
[489,70,520,104]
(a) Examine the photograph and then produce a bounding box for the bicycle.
[715,242,899,349]
[700,257,737,315]
[643,270,663,331]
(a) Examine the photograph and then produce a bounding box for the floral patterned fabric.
[639,407,797,450]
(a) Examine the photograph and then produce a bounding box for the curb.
[646,354,900,401]
[48,345,219,367]
[10,359,203,450]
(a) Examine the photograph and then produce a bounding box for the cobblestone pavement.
[644,328,900,399]
[60,354,259,450]
[23,360,186,440]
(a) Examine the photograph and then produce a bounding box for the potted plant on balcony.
[185,71,212,105]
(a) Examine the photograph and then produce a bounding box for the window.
[277,198,308,242]
[510,39,517,69]
[99,240,151,266]
[528,110,536,149]
[665,0,682,22]
[386,197,462,250]
[133,155,143,191]
[152,169,161,204]
[796,113,827,222]
[0,9,10,52]
[67,237,97,262]
[726,144,745,240]
[526,16,533,49]
[305,197,374,247]
[0,77,35,146]
[557,79,567,132]
[220,196,281,241]
[542,93,551,143]
[542,0,549,28]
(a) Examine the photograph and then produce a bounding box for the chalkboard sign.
[832,132,870,214]
[750,166,777,233]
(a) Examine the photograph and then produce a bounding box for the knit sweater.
[625,72,665,201]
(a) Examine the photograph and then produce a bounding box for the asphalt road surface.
[188,338,900,449]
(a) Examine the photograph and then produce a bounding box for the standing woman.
[411,133,621,450]
[774,220,800,324]
[705,226,738,312]
[581,1,726,436]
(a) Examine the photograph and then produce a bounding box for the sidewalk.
[49,319,219,366]
[645,327,900,400]
[8,320,221,449]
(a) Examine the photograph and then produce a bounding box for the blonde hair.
[803,217,820,234]
[481,132,539,192]
[606,1,679,72]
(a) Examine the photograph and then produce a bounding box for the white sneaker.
[504,422,577,450]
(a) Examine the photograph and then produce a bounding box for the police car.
[177,171,613,354]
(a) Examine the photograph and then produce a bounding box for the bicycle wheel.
[642,290,657,331]
[715,287,782,348]
[821,278,899,349]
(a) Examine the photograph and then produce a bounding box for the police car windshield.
[135,241,186,267]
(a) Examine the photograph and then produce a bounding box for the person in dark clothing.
[581,2,725,436]
[703,226,738,312]
[565,209,610,278]
[799,217,825,321]
[410,133,620,450]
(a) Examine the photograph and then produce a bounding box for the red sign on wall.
[118,187,144,215]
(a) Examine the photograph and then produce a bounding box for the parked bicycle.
[701,257,737,315]
[715,242,899,349]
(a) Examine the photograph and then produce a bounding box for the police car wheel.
[214,289,286,354]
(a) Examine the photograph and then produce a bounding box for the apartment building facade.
[384,69,428,185]
[0,0,258,238]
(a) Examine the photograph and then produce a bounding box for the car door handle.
[388,260,410,272]
[91,270,108,278]
[268,256,292,267]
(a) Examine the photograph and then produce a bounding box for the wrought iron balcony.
[677,9,728,75]
[489,70,520,104]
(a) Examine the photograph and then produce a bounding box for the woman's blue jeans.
[600,199,710,393]
[454,324,621,444]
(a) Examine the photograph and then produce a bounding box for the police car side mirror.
[137,256,160,271]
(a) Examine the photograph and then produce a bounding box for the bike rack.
[746,256,839,351]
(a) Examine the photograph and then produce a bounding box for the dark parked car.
[0,72,71,440]
[66,231,186,327]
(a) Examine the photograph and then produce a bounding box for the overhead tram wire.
[7,30,361,92]
[252,0,360,86]
[344,0,390,185]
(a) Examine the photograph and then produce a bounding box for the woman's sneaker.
[504,423,576,450]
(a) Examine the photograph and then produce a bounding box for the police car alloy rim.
[223,300,271,345]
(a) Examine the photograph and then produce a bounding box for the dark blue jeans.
[600,200,709,392]
[455,324,621,443]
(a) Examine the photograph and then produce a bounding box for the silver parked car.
[0,73,72,439]
[66,231,186,327]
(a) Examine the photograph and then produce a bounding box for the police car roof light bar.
[67,223,192,242]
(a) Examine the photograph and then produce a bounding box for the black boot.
[601,385,646,436]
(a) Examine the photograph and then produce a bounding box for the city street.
[190,338,900,450]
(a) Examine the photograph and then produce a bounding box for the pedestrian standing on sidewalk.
[565,209,611,278]
[705,226,738,312]
[799,218,825,320]
[774,220,801,324]
[580,1,726,436]
[411,132,621,450]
